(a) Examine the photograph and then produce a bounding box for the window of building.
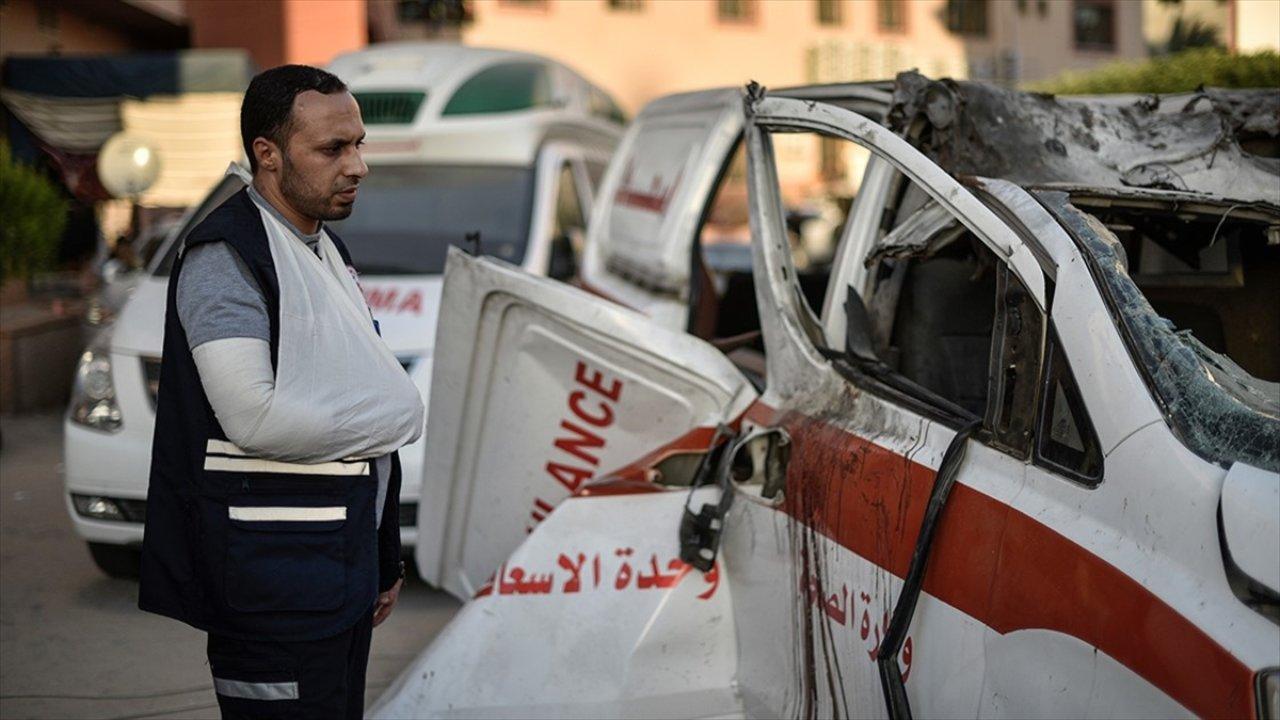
[877,0,906,31]
[397,0,470,23]
[607,0,643,10]
[1074,0,1116,51]
[499,0,548,8]
[945,0,988,36]
[816,0,841,26]
[717,0,757,24]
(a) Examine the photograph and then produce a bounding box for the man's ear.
[253,137,281,172]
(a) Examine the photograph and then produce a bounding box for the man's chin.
[322,202,355,221]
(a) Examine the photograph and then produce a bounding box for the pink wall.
[280,0,368,67]
[0,0,145,57]
[189,0,367,70]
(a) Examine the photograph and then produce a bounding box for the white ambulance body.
[62,43,622,576]
[381,79,1280,717]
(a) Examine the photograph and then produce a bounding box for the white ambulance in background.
[62,43,624,577]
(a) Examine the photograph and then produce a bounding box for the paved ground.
[0,412,461,719]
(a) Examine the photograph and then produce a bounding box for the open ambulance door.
[416,248,757,600]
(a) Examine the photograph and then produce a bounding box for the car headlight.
[69,347,122,432]
[1261,668,1279,720]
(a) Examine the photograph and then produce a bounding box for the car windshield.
[328,164,535,275]
[154,165,536,278]
[1038,190,1280,473]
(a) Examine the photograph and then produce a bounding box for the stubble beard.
[280,153,355,222]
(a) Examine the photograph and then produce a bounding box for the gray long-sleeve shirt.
[176,185,392,526]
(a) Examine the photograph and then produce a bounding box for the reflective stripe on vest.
[213,677,299,701]
[204,440,369,476]
[228,506,346,522]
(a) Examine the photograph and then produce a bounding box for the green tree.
[1166,17,1223,54]
[0,143,67,284]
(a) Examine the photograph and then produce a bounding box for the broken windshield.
[1037,190,1280,472]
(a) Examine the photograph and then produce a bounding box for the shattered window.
[1070,195,1280,383]
[1039,191,1280,473]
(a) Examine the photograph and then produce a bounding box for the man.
[139,65,424,718]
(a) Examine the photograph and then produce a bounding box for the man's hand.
[372,578,403,627]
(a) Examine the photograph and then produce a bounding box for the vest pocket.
[225,498,347,613]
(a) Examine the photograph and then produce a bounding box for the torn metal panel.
[889,72,1280,205]
[1037,190,1280,473]
[864,201,964,267]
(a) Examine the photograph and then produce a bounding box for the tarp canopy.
[1,49,252,98]
[1,49,251,206]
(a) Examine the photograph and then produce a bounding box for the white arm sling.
[195,205,424,463]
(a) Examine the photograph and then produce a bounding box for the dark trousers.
[206,609,374,719]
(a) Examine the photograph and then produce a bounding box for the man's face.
[277,90,368,222]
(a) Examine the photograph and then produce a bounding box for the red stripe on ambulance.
[741,401,1256,719]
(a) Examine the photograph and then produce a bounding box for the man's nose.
[346,148,369,180]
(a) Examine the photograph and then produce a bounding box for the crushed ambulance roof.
[888,71,1280,206]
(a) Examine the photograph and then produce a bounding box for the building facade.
[459,0,1148,115]
[1144,0,1280,55]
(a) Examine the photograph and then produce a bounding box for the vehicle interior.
[689,132,867,387]
[688,129,1004,421]
[1067,194,1280,383]
[856,177,1000,419]
[687,131,1110,476]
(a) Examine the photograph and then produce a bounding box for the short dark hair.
[240,65,348,173]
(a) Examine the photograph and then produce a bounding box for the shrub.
[0,143,67,284]
[1029,48,1280,95]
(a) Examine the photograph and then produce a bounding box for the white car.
[376,77,1280,717]
[63,43,623,577]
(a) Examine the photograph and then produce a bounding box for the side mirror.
[548,234,577,281]
[729,426,791,501]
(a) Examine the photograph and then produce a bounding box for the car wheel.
[88,542,141,579]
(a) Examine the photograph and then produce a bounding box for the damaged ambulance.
[380,75,1280,718]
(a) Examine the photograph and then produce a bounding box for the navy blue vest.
[139,189,402,642]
